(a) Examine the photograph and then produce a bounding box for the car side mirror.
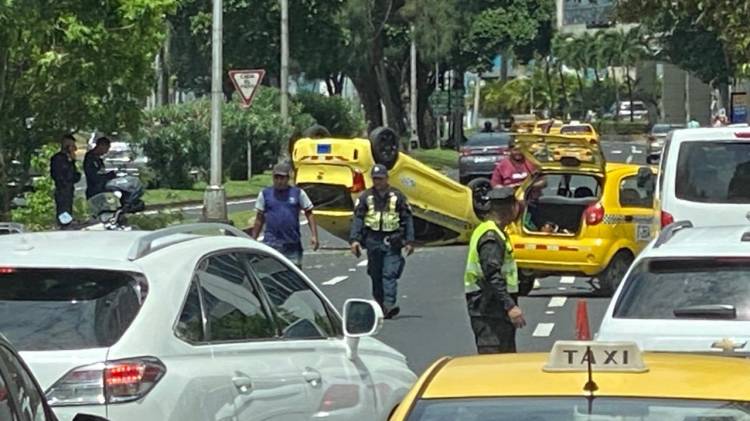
[343,299,383,360]
[73,414,109,421]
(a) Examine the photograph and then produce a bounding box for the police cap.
[371,164,389,179]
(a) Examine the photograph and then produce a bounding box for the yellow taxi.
[533,119,564,134]
[509,135,656,295]
[292,128,480,246]
[390,341,750,421]
[511,114,537,133]
[560,121,600,144]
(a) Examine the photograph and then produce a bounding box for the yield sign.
[228,69,266,108]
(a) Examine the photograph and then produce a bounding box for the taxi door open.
[614,167,657,249]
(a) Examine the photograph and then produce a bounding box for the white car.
[0,224,416,421]
[655,126,750,229]
[596,222,750,354]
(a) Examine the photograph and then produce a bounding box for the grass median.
[144,174,271,207]
[410,148,458,171]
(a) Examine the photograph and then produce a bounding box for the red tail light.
[735,132,750,138]
[317,384,360,412]
[660,210,674,227]
[351,170,366,193]
[46,357,166,406]
[0,267,15,274]
[584,202,605,225]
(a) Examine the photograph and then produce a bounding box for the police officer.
[464,187,526,353]
[350,164,415,319]
[50,134,81,227]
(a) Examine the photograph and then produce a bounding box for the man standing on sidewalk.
[350,164,415,319]
[250,163,319,267]
[50,134,81,228]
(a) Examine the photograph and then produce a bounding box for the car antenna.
[583,345,599,415]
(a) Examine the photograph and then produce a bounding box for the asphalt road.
[202,137,648,374]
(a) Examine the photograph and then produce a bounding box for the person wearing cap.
[490,138,538,189]
[50,134,81,228]
[464,186,526,353]
[350,164,415,319]
[250,163,319,267]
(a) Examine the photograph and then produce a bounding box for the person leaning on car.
[50,134,81,227]
[490,138,538,189]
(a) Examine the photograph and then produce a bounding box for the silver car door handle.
[302,367,322,386]
[232,376,253,394]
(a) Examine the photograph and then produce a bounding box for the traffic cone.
[575,299,591,340]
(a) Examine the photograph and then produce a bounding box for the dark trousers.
[466,291,518,354]
[366,242,405,309]
[54,187,74,226]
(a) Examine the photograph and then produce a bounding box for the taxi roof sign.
[544,341,648,373]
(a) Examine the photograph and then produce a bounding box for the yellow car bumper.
[511,234,619,276]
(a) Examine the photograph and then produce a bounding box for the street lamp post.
[279,0,290,161]
[409,24,418,152]
[203,0,228,222]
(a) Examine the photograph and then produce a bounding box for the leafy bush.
[295,92,366,137]
[595,119,649,135]
[126,211,183,230]
[139,87,314,188]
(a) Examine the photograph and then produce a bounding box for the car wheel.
[597,250,633,296]
[369,127,400,169]
[517,271,535,296]
[468,177,492,216]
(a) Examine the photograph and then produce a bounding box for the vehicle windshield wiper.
[673,304,737,319]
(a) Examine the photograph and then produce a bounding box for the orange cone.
[575,299,591,340]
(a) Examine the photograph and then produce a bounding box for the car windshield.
[465,133,511,147]
[407,397,750,420]
[613,259,750,321]
[675,141,750,203]
[0,268,146,351]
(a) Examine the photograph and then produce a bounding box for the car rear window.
[560,126,592,134]
[614,259,750,321]
[675,141,750,203]
[465,133,511,147]
[0,268,146,351]
[407,397,750,420]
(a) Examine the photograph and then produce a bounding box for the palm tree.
[596,30,623,120]
[618,28,649,122]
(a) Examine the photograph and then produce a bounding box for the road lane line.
[357,260,369,267]
[548,297,567,308]
[560,276,575,284]
[533,323,555,337]
[626,155,633,164]
[322,276,349,286]
[611,150,622,154]
[545,310,555,315]
[348,268,356,272]
[558,286,567,291]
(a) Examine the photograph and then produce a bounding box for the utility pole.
[472,73,481,129]
[202,0,227,222]
[435,62,440,149]
[409,24,417,152]
[279,0,290,161]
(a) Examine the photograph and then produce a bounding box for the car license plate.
[317,144,331,154]
[474,156,495,163]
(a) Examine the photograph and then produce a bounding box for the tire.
[517,271,535,296]
[597,250,634,296]
[369,127,400,169]
[468,177,492,216]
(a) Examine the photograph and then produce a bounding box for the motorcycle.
[82,175,145,231]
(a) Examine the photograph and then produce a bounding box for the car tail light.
[660,210,674,227]
[735,132,750,139]
[46,357,165,406]
[351,170,366,193]
[317,384,360,413]
[0,267,15,274]
[584,202,605,225]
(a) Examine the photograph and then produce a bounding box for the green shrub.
[295,92,365,137]
[595,119,649,135]
[139,87,314,188]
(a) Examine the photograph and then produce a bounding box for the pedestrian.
[83,136,116,199]
[350,164,415,319]
[490,138,538,188]
[250,163,319,267]
[50,134,81,227]
[481,121,494,133]
[464,187,526,354]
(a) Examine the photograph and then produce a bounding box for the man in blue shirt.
[250,163,319,267]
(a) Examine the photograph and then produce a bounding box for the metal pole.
[279,0,290,161]
[202,0,227,222]
[435,62,440,149]
[472,73,481,129]
[409,25,417,152]
[685,70,690,124]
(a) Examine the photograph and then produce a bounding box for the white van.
[656,127,750,228]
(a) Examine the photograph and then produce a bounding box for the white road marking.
[548,297,567,308]
[560,276,575,284]
[357,260,369,267]
[611,150,622,154]
[348,268,356,272]
[626,155,633,164]
[558,286,567,291]
[533,323,555,337]
[545,310,555,315]
[322,275,349,286]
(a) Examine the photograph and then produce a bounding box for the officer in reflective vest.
[350,164,415,319]
[465,187,526,353]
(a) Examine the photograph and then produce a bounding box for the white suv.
[0,224,416,421]
[655,127,750,229]
[597,222,750,354]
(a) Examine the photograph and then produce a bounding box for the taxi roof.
[421,352,750,401]
[515,134,605,174]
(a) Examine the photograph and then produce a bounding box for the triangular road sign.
[229,69,266,108]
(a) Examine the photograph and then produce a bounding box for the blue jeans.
[366,242,405,308]
[268,242,303,268]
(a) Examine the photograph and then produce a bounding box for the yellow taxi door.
[614,168,657,251]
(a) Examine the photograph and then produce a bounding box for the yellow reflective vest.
[464,220,519,294]
[363,192,400,232]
